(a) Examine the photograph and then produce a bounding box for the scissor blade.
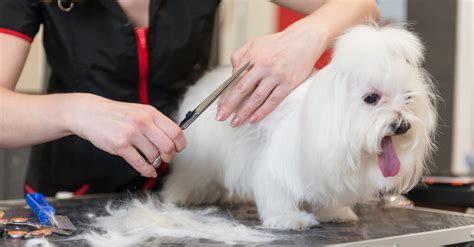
[179,61,251,129]
[195,61,251,114]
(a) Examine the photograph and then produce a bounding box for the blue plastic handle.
[25,193,56,226]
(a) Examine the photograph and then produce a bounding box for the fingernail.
[153,172,158,178]
[216,111,226,121]
[231,117,241,127]
[249,115,258,123]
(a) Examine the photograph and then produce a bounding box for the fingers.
[120,105,186,175]
[216,67,263,123]
[144,122,179,163]
[132,134,159,163]
[231,41,252,71]
[120,146,157,178]
[231,77,277,127]
[153,112,187,152]
[247,85,291,124]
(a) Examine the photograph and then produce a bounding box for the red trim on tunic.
[276,7,305,32]
[0,28,33,43]
[134,27,150,104]
[142,178,155,191]
[25,184,36,194]
[315,49,333,69]
[277,7,332,69]
[73,184,90,196]
[143,162,170,191]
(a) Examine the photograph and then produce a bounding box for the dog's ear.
[380,25,425,67]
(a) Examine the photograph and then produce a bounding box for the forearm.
[272,0,326,14]
[0,86,184,177]
[0,87,76,148]
[278,0,380,46]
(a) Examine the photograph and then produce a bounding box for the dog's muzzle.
[390,120,411,135]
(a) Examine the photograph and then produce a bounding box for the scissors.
[179,61,252,129]
[151,61,252,168]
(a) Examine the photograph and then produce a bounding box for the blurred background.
[0,0,472,200]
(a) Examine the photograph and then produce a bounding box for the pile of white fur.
[80,196,274,246]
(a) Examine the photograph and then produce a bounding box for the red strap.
[142,162,170,191]
[25,184,36,194]
[73,184,90,196]
[142,178,156,191]
[134,27,150,104]
[315,49,333,70]
[157,162,170,175]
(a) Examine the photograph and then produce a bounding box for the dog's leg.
[312,206,358,222]
[160,164,226,205]
[254,183,319,230]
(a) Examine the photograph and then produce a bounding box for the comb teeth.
[52,215,76,231]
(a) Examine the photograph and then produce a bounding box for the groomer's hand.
[216,17,328,127]
[68,94,186,177]
[217,0,379,127]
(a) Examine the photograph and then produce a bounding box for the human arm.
[0,34,185,177]
[216,0,380,127]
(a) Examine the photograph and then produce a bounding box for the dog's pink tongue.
[378,137,401,177]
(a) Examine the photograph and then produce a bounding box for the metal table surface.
[0,193,473,246]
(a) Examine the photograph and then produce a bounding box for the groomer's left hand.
[216,0,380,127]
[216,17,327,127]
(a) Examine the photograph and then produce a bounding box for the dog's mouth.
[378,136,400,177]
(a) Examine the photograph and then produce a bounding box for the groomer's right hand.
[67,94,186,177]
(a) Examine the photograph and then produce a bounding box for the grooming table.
[0,193,473,246]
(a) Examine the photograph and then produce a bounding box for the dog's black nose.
[391,120,411,135]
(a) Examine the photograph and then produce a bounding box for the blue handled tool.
[26,193,55,226]
[26,193,76,231]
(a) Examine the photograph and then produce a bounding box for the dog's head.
[311,24,437,194]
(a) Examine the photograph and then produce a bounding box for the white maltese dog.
[161,24,437,230]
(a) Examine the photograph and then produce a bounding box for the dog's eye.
[404,91,413,102]
[364,93,380,105]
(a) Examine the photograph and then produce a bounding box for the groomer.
[0,0,379,196]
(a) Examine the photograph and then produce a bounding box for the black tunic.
[0,0,220,195]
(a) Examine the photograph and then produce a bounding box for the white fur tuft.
[25,238,55,247]
[81,196,274,246]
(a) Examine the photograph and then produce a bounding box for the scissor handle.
[26,193,55,226]
[179,110,200,130]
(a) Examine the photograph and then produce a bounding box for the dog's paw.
[159,188,190,206]
[315,207,359,223]
[262,211,319,230]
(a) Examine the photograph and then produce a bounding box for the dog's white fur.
[82,196,274,246]
[161,24,437,230]
[84,24,437,246]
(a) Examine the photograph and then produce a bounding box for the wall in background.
[218,0,276,65]
[0,149,29,199]
[452,0,474,175]
[15,26,47,93]
[378,0,407,22]
[408,0,458,175]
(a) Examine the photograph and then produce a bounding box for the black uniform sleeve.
[0,0,42,42]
